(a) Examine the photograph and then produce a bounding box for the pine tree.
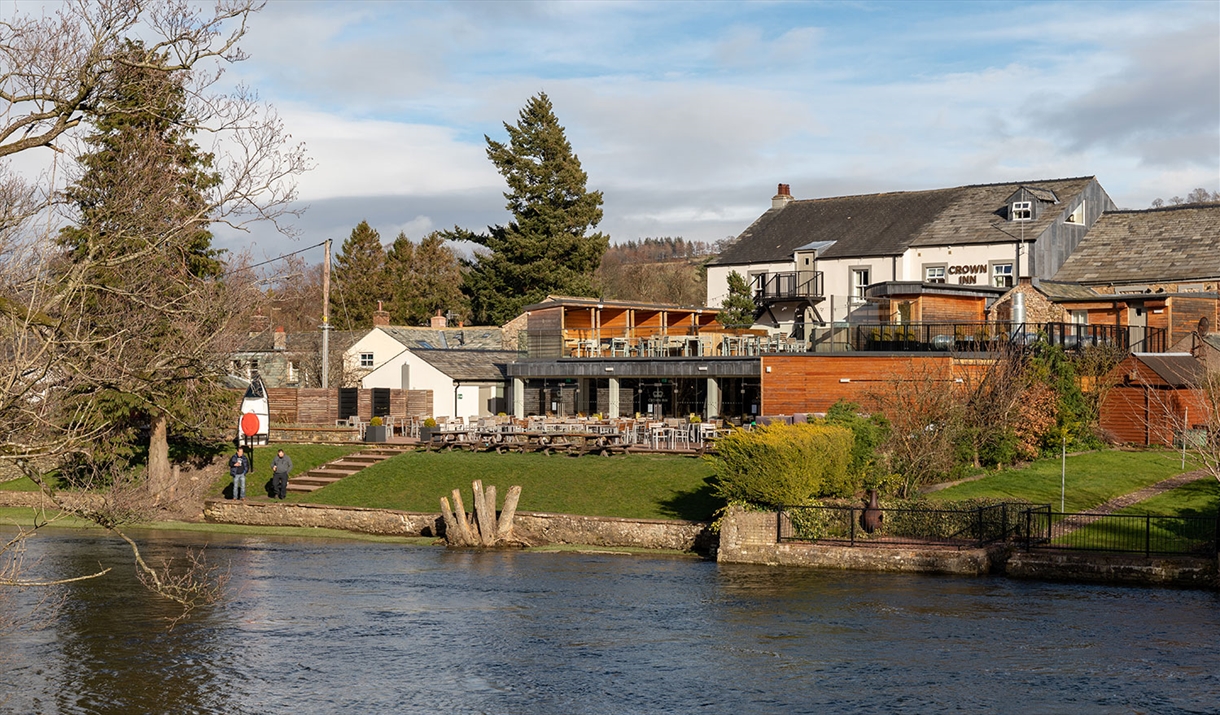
[719,271,757,327]
[385,231,468,326]
[56,41,237,495]
[331,220,388,329]
[450,92,608,324]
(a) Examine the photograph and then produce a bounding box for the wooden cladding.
[267,388,433,424]
[760,355,958,415]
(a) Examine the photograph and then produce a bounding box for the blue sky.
[209,0,1219,261]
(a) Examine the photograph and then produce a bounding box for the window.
[1070,310,1088,325]
[287,360,298,383]
[924,265,946,284]
[851,268,871,302]
[247,359,259,380]
[1065,202,1085,224]
[991,263,1014,288]
[1012,201,1032,221]
[359,352,374,368]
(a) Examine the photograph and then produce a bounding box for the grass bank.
[293,450,720,521]
[927,450,1202,511]
[211,443,364,497]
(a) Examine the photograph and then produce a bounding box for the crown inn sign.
[948,264,988,284]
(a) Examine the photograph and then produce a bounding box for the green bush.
[708,422,853,505]
[817,400,890,489]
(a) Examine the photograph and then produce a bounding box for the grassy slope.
[1113,477,1220,518]
[927,450,1200,512]
[293,451,720,521]
[213,443,364,498]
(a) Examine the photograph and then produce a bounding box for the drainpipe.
[453,381,461,420]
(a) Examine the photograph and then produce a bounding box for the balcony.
[752,271,824,302]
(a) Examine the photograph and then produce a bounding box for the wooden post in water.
[440,482,524,547]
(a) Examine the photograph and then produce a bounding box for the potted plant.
[365,416,387,442]
[419,417,438,444]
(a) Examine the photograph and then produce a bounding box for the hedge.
[709,422,854,505]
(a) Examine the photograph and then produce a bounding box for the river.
[2,529,1218,714]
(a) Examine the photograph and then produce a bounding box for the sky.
[76,1,1220,261]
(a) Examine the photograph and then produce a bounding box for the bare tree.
[867,359,964,497]
[0,0,307,621]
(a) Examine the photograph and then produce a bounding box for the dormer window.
[1065,202,1085,224]
[1012,201,1032,221]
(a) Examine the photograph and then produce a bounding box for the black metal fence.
[777,502,1219,556]
[840,322,1167,354]
[777,502,1031,549]
[1022,506,1219,556]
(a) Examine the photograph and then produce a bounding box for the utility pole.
[321,238,332,389]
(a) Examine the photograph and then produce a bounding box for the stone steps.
[286,447,408,494]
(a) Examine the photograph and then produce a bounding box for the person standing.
[229,446,251,500]
[271,448,293,500]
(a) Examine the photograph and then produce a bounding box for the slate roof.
[1052,205,1220,285]
[710,177,1095,266]
[236,329,359,354]
[380,326,504,350]
[412,349,517,381]
[1134,353,1205,388]
[1034,280,1100,301]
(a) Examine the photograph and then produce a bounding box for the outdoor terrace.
[521,321,1168,359]
[752,271,824,301]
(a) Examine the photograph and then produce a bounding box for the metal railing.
[778,502,1030,549]
[813,322,1167,354]
[520,322,1169,359]
[1022,506,1219,556]
[752,271,824,301]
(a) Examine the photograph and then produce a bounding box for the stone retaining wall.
[718,506,1219,587]
[203,500,713,552]
[717,506,997,575]
[1006,550,1217,589]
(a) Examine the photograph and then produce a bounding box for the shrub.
[818,400,890,489]
[423,417,437,428]
[708,422,853,505]
[369,416,383,427]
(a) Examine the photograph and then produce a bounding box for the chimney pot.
[430,310,448,329]
[772,183,794,210]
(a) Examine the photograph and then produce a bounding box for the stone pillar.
[608,377,620,418]
[512,377,525,418]
[705,377,720,420]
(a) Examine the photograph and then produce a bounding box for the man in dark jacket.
[271,449,293,500]
[229,447,251,500]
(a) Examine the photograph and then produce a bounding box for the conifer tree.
[56,42,241,495]
[331,220,388,329]
[719,271,757,327]
[449,93,608,324]
[385,231,466,325]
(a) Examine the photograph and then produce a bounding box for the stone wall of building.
[1005,550,1216,588]
[990,283,1065,324]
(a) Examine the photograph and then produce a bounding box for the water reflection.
[2,529,1219,714]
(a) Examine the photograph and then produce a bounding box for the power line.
[244,240,329,271]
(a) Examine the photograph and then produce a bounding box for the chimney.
[373,300,391,327]
[772,183,794,210]
[249,311,271,336]
[273,326,286,351]
[430,309,447,329]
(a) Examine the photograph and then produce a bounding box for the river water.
[2,529,1218,714]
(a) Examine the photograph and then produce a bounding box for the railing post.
[776,507,783,543]
[850,506,856,546]
[976,506,983,547]
[1002,505,1008,543]
[1145,514,1151,557]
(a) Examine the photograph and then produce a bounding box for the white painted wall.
[343,328,406,383]
[360,349,489,422]
[905,242,1025,286]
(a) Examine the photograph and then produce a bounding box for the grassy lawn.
[1057,479,1219,553]
[928,450,1201,512]
[216,443,365,499]
[1113,477,1220,518]
[292,450,720,521]
[0,476,39,491]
